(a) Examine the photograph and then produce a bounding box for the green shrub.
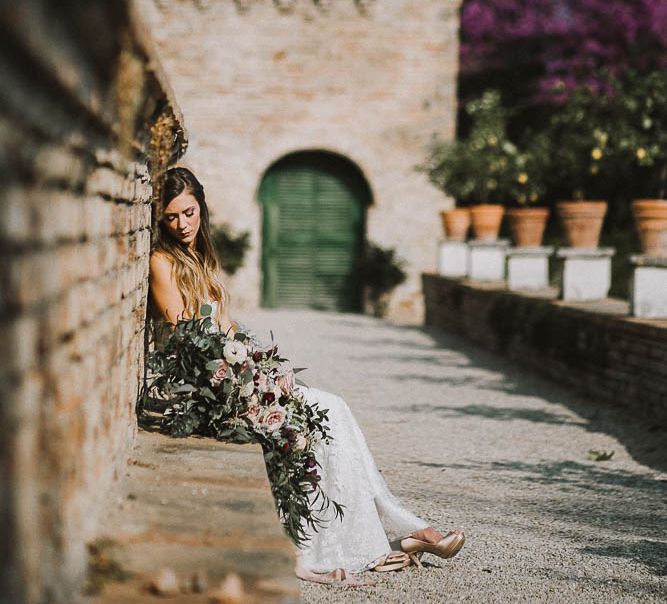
[358,243,407,317]
[421,90,545,206]
[211,224,251,275]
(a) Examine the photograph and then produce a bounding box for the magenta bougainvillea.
[460,0,667,106]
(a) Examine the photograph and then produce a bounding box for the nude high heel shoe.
[400,530,465,567]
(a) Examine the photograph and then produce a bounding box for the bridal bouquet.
[139,304,343,544]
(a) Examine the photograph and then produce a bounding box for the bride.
[148,167,465,585]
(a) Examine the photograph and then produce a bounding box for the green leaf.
[200,304,212,317]
[200,387,216,400]
[173,384,197,394]
[587,449,614,462]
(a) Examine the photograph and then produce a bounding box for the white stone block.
[507,247,552,291]
[468,240,508,282]
[557,248,614,301]
[630,258,667,318]
[437,241,468,278]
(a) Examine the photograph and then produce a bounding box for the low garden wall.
[422,274,667,424]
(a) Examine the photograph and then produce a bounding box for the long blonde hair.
[153,167,228,324]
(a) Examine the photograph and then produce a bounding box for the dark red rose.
[282,442,290,451]
[305,458,316,469]
[263,392,275,404]
[252,351,262,363]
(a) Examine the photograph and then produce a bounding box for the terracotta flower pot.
[632,199,667,257]
[556,200,607,248]
[439,208,470,241]
[506,207,550,247]
[470,204,505,241]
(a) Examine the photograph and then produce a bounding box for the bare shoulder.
[149,251,173,279]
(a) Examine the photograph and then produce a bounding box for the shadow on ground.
[339,322,667,474]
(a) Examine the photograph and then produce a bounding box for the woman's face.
[162,190,201,248]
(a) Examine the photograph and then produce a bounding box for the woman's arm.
[217,299,237,336]
[149,253,186,325]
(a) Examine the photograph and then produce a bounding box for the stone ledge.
[422,273,667,425]
[89,431,299,603]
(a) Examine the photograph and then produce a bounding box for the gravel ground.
[243,309,667,604]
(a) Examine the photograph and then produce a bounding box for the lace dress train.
[296,386,428,574]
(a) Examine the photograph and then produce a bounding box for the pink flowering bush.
[461,0,667,108]
[139,304,342,544]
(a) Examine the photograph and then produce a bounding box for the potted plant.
[611,70,667,257]
[423,90,517,241]
[545,83,617,248]
[504,131,550,247]
[439,207,470,242]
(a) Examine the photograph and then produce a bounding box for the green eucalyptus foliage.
[138,305,343,545]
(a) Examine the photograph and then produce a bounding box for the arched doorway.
[259,151,371,311]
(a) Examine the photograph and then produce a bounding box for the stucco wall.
[137,0,460,322]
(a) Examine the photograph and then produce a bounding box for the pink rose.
[295,434,307,450]
[209,359,229,387]
[245,402,261,423]
[258,405,287,433]
[276,369,295,396]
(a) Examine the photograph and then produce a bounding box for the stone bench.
[89,430,299,603]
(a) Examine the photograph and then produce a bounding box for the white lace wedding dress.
[295,386,428,574]
[206,302,429,574]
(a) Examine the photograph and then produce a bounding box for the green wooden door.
[260,152,368,311]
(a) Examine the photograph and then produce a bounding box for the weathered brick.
[0,316,39,374]
[83,195,115,238]
[33,144,88,189]
[2,186,32,244]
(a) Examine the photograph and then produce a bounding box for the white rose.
[239,380,255,398]
[223,341,248,365]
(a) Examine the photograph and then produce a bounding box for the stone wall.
[136,0,461,323]
[422,275,667,424]
[0,2,185,602]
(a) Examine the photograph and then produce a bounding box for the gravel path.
[243,309,667,604]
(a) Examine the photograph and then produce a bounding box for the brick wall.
[423,275,667,425]
[136,0,461,323]
[0,2,185,602]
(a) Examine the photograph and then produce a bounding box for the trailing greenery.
[211,223,251,275]
[359,243,407,317]
[138,305,343,544]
